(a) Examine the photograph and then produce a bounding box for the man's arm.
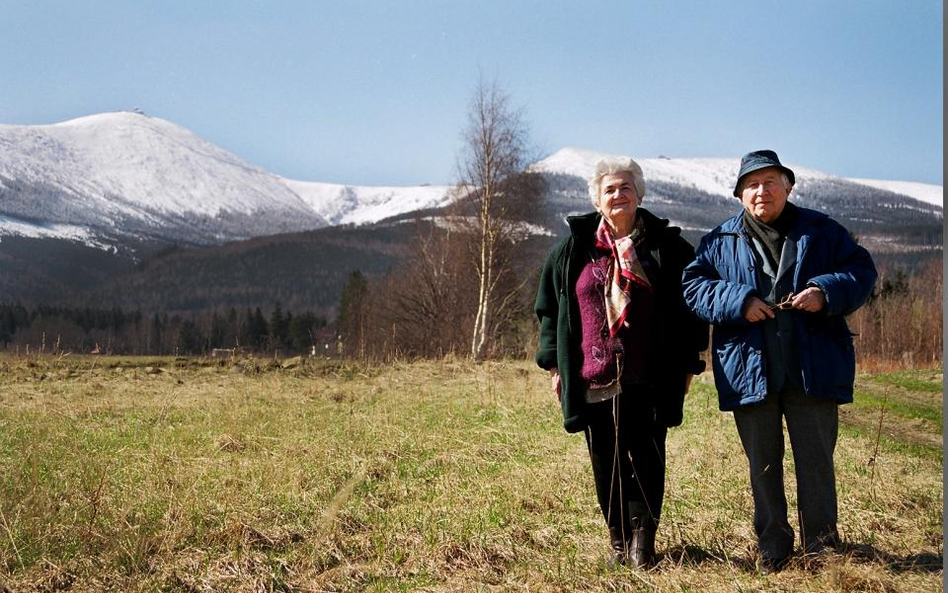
[682,234,758,326]
[804,221,878,317]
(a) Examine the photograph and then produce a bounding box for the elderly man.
[681,150,877,571]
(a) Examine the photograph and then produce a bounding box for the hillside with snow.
[283,179,453,226]
[531,147,940,208]
[0,120,939,313]
[0,116,939,257]
[848,178,943,207]
[0,112,328,245]
[531,148,942,256]
[0,112,464,246]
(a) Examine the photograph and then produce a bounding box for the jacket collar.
[566,211,601,238]
[567,208,671,243]
[719,204,828,237]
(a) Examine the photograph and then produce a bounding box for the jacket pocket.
[804,324,856,395]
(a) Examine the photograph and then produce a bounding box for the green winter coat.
[534,209,708,433]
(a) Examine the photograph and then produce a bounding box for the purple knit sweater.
[575,249,655,388]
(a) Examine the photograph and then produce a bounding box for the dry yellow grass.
[0,355,941,592]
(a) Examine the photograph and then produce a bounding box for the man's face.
[597,171,640,228]
[740,167,791,224]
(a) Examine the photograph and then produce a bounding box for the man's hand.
[742,296,775,323]
[791,286,826,312]
[550,367,561,402]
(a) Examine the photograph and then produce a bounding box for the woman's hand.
[550,367,561,402]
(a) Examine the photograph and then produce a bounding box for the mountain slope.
[531,148,942,253]
[0,112,328,244]
[0,117,940,314]
[532,147,942,210]
[0,115,939,248]
[282,178,454,226]
[847,178,943,207]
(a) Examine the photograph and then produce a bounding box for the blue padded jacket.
[681,207,877,410]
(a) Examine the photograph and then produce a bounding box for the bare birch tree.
[456,76,532,360]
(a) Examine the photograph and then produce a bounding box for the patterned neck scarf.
[594,215,652,337]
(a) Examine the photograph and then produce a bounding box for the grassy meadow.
[0,355,942,592]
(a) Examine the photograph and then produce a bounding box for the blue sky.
[2,0,942,186]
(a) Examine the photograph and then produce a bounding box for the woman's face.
[596,171,640,230]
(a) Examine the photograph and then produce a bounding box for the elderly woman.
[534,157,707,567]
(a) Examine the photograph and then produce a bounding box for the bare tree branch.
[456,75,534,360]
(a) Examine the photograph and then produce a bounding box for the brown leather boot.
[628,527,656,568]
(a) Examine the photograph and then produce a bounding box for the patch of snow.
[0,214,112,251]
[284,179,454,226]
[410,214,553,239]
[847,178,943,208]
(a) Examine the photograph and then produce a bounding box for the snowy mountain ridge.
[0,114,940,253]
[0,111,459,246]
[531,147,942,207]
[0,112,328,242]
[282,178,453,227]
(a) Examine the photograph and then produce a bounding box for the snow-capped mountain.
[0,129,939,313]
[0,114,940,257]
[531,147,942,208]
[0,112,329,246]
[530,148,942,255]
[0,111,459,247]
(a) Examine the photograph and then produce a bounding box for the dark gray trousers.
[733,384,839,559]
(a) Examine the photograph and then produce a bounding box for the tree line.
[334,253,942,369]
[0,303,330,356]
[4,253,939,368]
[846,257,942,368]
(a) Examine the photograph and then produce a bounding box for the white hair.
[587,157,646,207]
[780,172,792,190]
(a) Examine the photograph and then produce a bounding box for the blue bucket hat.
[733,150,796,197]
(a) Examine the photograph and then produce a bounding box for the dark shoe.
[608,527,629,567]
[804,529,840,554]
[628,527,656,568]
[760,554,791,574]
